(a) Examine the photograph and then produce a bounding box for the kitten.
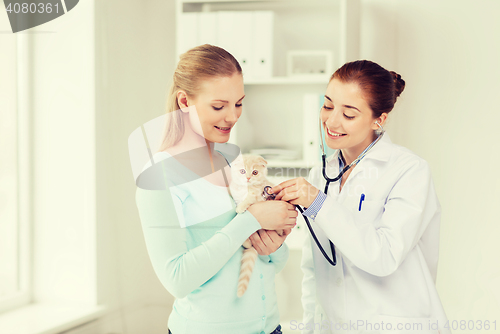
[230,154,283,297]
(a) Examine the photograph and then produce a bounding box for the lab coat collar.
[326,131,393,166]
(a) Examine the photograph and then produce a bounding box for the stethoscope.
[262,119,385,266]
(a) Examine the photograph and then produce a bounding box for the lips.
[215,125,231,133]
[326,127,346,138]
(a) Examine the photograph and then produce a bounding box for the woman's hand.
[249,229,292,255]
[270,177,320,208]
[247,201,297,230]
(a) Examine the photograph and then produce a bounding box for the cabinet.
[176,0,360,249]
[175,0,360,168]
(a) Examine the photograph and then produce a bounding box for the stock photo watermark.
[3,0,79,33]
[289,319,498,332]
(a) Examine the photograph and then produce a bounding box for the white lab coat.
[301,133,450,334]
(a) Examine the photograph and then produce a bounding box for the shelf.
[265,159,319,168]
[244,75,330,85]
[183,0,339,9]
[183,0,263,3]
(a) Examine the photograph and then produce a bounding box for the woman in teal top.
[135,45,298,334]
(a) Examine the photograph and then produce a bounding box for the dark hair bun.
[390,71,405,101]
[333,60,406,117]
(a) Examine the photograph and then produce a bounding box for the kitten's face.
[231,154,268,186]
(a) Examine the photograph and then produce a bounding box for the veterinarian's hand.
[250,229,292,255]
[270,177,320,208]
[247,201,297,230]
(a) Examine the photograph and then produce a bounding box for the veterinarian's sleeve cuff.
[302,191,327,220]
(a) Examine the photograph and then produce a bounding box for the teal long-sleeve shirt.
[135,151,289,334]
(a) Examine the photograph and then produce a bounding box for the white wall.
[31,0,97,305]
[28,1,177,333]
[0,6,20,310]
[361,0,500,330]
[94,0,177,331]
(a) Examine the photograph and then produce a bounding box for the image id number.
[444,320,497,331]
[6,2,60,14]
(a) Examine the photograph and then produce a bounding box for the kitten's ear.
[257,156,268,167]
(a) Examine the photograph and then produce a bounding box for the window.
[0,11,30,314]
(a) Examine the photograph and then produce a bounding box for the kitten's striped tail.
[237,246,259,297]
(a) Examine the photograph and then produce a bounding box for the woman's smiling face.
[321,78,382,156]
[184,73,245,144]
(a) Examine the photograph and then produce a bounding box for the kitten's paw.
[242,239,252,249]
[236,203,249,213]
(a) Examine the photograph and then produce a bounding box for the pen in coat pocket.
[358,194,365,211]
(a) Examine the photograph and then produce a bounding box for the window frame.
[0,32,32,315]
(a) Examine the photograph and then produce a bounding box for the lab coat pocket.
[353,199,385,227]
[367,315,439,334]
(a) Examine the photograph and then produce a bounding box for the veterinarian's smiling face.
[185,73,244,144]
[321,78,381,161]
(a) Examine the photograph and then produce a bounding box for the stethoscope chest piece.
[262,186,276,201]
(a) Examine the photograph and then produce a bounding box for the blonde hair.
[158,44,242,151]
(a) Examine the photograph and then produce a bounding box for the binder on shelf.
[251,11,273,79]
[217,12,239,62]
[237,12,253,77]
[217,11,255,77]
[303,93,321,165]
[177,12,198,56]
[177,11,274,81]
[198,12,218,46]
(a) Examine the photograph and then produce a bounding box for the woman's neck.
[205,140,215,173]
[168,114,215,155]
[341,149,360,166]
[341,132,378,166]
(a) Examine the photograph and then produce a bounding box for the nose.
[324,109,342,130]
[225,106,239,124]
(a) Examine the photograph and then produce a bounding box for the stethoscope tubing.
[300,121,385,266]
[296,205,337,266]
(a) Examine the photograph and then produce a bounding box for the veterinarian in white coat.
[271,60,450,334]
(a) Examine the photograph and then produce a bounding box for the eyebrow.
[324,95,361,113]
[344,104,361,112]
[212,95,246,103]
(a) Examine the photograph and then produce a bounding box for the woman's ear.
[177,90,189,111]
[372,113,388,130]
